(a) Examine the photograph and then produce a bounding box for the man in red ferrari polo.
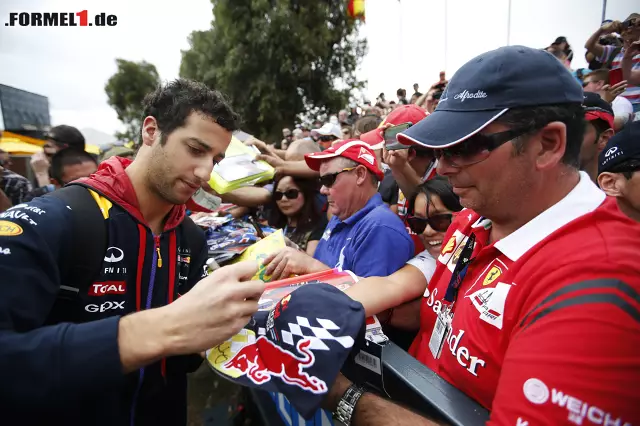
[325,46,640,425]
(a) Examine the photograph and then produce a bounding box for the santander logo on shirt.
[420,217,518,378]
[423,286,487,377]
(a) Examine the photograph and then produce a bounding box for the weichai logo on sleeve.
[5,11,117,27]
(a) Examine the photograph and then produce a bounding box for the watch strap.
[334,384,366,425]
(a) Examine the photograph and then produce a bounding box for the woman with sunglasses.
[406,176,463,260]
[345,176,462,341]
[268,175,328,256]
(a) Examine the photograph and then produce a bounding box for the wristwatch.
[333,383,366,426]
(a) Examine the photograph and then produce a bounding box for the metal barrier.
[250,342,490,426]
[371,342,489,426]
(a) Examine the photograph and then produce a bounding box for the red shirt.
[409,174,640,425]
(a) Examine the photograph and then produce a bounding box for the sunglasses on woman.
[433,127,532,167]
[274,189,300,200]
[406,213,453,234]
[318,167,357,188]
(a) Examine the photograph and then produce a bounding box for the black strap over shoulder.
[182,215,206,260]
[48,184,107,295]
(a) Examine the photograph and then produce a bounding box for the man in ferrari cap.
[323,46,640,425]
[580,92,615,183]
[360,104,437,216]
[262,139,414,281]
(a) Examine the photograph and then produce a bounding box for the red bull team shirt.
[408,172,640,425]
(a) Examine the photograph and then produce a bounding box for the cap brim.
[313,130,342,139]
[304,151,339,171]
[586,111,614,130]
[397,108,509,148]
[359,128,384,150]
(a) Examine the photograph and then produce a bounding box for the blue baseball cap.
[397,45,584,148]
[206,283,365,419]
[599,121,640,174]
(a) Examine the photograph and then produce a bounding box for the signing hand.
[162,260,265,355]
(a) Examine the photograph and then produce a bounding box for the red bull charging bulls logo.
[223,336,328,394]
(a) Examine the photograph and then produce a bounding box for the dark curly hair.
[141,79,242,145]
[268,176,322,242]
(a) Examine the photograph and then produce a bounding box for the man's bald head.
[285,139,321,161]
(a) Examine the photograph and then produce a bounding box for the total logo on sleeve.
[88,281,126,296]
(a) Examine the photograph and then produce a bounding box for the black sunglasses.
[433,127,532,167]
[274,189,300,201]
[319,167,357,188]
[406,213,453,234]
[318,135,337,142]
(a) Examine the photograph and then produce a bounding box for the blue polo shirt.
[313,193,414,277]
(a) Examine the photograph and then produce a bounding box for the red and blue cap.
[397,46,584,149]
[583,92,615,130]
[206,283,365,419]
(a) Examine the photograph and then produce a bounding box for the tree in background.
[180,0,367,141]
[105,59,160,142]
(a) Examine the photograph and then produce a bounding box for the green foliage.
[180,0,367,141]
[105,59,160,142]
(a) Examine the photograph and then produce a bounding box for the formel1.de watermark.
[5,11,117,27]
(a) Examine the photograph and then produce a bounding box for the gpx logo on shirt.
[85,301,125,313]
[5,10,117,27]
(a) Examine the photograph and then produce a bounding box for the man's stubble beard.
[146,147,185,206]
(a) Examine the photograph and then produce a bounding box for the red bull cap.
[205,283,365,419]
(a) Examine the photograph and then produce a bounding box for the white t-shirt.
[406,249,437,288]
[612,96,634,120]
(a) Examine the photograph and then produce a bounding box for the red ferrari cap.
[304,139,385,181]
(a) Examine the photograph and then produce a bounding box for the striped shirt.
[598,45,640,111]
[0,169,34,206]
